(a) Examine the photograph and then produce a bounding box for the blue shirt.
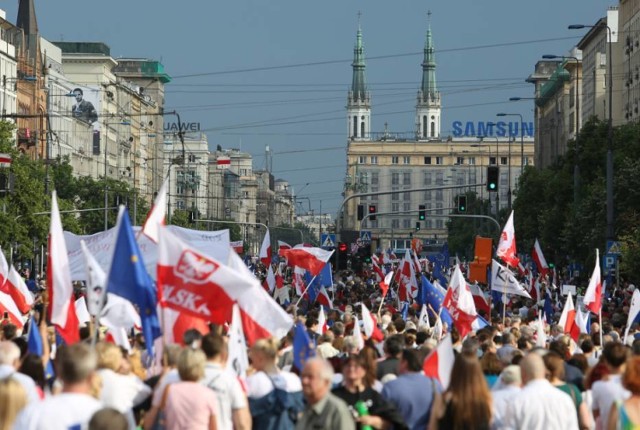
[381,372,442,430]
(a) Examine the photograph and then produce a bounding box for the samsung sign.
[452,121,534,137]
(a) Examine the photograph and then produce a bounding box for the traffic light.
[457,195,467,213]
[487,166,499,191]
[357,204,364,221]
[338,242,348,253]
[418,204,426,220]
[415,222,421,231]
[335,242,349,270]
[368,204,377,221]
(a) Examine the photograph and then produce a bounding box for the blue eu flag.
[27,317,55,379]
[106,208,161,356]
[293,322,315,371]
[423,276,454,327]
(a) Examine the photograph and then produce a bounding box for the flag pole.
[294,275,318,307]
[502,283,507,327]
[377,293,386,315]
[599,309,604,351]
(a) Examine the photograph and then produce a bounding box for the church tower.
[347,19,371,140]
[416,12,441,139]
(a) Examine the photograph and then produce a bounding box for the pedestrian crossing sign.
[321,234,336,248]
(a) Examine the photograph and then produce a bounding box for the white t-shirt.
[592,374,630,430]
[13,392,102,430]
[201,362,248,430]
[98,369,151,429]
[246,370,302,399]
[0,364,39,404]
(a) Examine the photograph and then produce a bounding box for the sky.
[2,0,616,217]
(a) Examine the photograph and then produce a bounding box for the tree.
[446,192,493,260]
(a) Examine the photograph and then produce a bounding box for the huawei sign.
[175,250,219,284]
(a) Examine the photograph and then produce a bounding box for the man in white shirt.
[201,334,251,430]
[504,352,578,430]
[491,365,522,429]
[0,341,39,403]
[14,343,103,430]
[592,342,630,430]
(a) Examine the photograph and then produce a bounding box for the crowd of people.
[1,261,640,430]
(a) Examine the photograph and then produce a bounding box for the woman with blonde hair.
[163,348,218,429]
[246,337,304,430]
[0,377,28,430]
[428,352,492,430]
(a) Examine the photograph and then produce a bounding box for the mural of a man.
[72,87,98,124]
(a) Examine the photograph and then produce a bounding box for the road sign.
[360,230,372,242]
[603,253,618,273]
[321,234,336,248]
[606,241,621,255]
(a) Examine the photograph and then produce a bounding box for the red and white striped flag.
[263,265,276,293]
[278,241,292,252]
[558,293,580,342]
[380,271,393,298]
[315,307,327,336]
[0,248,8,287]
[259,231,272,267]
[423,334,454,388]
[47,191,79,344]
[443,265,477,339]
[398,250,418,302]
[2,266,34,314]
[532,239,549,277]
[140,176,169,243]
[279,247,333,276]
[361,303,384,342]
[584,249,603,314]
[496,211,520,267]
[469,283,490,316]
[0,291,24,328]
[293,266,306,296]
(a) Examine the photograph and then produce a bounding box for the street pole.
[360,209,501,233]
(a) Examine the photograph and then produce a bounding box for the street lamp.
[103,119,131,230]
[569,22,614,241]
[497,113,524,211]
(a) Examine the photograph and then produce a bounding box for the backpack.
[248,375,304,430]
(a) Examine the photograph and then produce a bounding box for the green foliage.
[446,192,494,260]
[513,117,640,283]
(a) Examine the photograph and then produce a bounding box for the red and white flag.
[584,249,603,314]
[263,265,276,293]
[158,227,293,344]
[159,307,209,346]
[398,250,418,302]
[315,285,333,309]
[496,210,520,267]
[0,291,24,328]
[0,248,8,287]
[259,231,272,267]
[352,314,364,351]
[380,271,393,298]
[536,312,547,347]
[279,247,333,276]
[558,293,580,342]
[278,241,292,252]
[532,239,549,277]
[140,176,169,243]
[315,307,327,336]
[2,266,34,314]
[469,283,490,316]
[361,303,384,342]
[293,266,306,296]
[443,265,477,339]
[371,254,384,282]
[47,191,79,344]
[423,334,454,389]
[412,250,422,274]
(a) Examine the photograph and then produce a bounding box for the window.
[424,172,432,185]
[403,219,411,229]
[358,156,367,164]
[392,219,400,228]
[176,200,185,210]
[371,187,378,201]
[425,191,432,201]
[489,156,497,165]
[500,157,508,165]
[403,202,411,212]
[468,157,476,165]
[436,219,444,229]
[426,219,433,229]
[435,157,443,165]
[403,191,411,201]
[353,116,357,138]
[392,187,400,201]
[435,171,444,185]
[457,157,464,165]
[431,122,436,137]
[371,156,378,165]
[403,156,411,165]
[391,156,399,164]
[391,172,400,186]
[424,156,432,165]
[500,173,508,186]
[436,202,443,215]
[392,203,400,212]
[360,120,365,138]
[524,157,530,166]
[456,172,465,185]
[436,190,443,201]
[370,172,379,185]
[469,171,477,184]
[403,172,411,185]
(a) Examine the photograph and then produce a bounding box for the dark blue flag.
[106,209,161,356]
[293,322,315,371]
[27,317,55,379]
[543,288,554,325]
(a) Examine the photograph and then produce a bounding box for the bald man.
[503,353,578,430]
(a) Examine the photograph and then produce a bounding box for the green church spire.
[421,11,438,101]
[351,15,368,102]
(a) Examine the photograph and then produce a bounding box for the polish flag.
[558,293,580,342]
[140,176,169,243]
[47,191,79,344]
[315,307,327,336]
[371,254,384,282]
[532,239,549,277]
[279,247,334,276]
[315,285,333,309]
[379,271,393,298]
[278,241,292,252]
[398,250,418,302]
[275,266,284,290]
[584,249,603,314]
[259,231,272,267]
[361,303,384,342]
[263,265,276,293]
[159,307,209,346]
[412,250,422,274]
[3,266,34,314]
[496,211,520,267]
[469,283,490,316]
[293,266,306,296]
[0,249,8,287]
[0,291,24,328]
[423,334,454,389]
[158,227,293,345]
[443,265,477,339]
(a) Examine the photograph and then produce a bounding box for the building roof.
[536,65,570,107]
[16,0,38,35]
[53,41,112,56]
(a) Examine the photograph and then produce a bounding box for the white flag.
[352,314,364,351]
[74,297,91,326]
[536,313,547,347]
[491,260,531,298]
[141,176,168,243]
[80,241,107,317]
[624,289,640,344]
[227,304,249,379]
[418,304,430,329]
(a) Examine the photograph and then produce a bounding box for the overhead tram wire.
[170,35,582,79]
